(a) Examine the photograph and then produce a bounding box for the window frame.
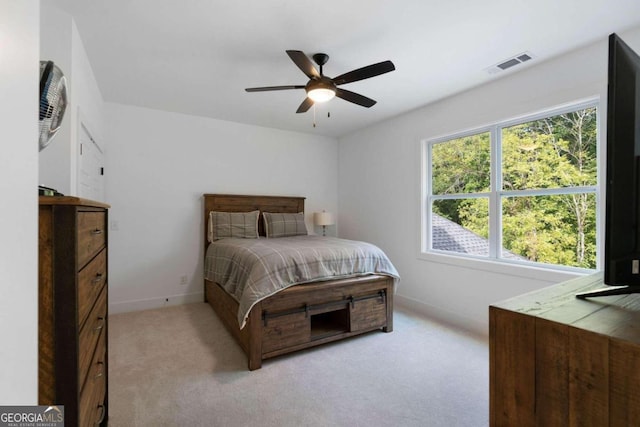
[420,98,601,275]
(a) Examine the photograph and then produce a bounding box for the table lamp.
[313,211,334,236]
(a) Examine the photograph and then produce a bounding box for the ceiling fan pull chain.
[313,104,317,127]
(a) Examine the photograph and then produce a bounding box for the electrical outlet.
[180,275,188,286]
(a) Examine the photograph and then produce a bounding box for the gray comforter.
[204,235,400,328]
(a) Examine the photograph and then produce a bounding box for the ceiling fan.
[245,50,395,113]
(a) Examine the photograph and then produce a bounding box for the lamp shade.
[313,211,335,226]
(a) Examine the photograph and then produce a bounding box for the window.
[423,101,599,271]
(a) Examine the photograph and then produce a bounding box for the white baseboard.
[394,294,488,339]
[109,292,204,315]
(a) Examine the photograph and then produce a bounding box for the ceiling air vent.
[486,52,534,74]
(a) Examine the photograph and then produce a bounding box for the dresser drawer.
[80,317,106,395]
[78,287,107,385]
[79,355,106,427]
[78,249,107,329]
[78,211,106,267]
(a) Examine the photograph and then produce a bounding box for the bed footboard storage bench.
[261,276,393,356]
[205,274,393,369]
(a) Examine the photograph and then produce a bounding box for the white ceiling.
[53,0,640,138]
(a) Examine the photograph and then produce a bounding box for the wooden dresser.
[39,196,109,427]
[490,272,640,427]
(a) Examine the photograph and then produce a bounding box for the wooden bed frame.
[203,194,394,370]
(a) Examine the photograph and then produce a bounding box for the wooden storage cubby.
[310,304,350,340]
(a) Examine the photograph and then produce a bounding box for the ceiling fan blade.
[286,50,320,79]
[333,60,395,85]
[296,97,314,113]
[335,88,377,108]
[245,85,305,92]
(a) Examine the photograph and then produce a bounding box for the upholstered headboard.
[203,194,305,250]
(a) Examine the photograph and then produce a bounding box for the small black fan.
[245,50,395,113]
[39,60,68,151]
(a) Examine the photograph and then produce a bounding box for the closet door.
[78,121,105,202]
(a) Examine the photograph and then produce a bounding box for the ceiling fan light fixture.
[307,87,336,103]
[305,77,336,103]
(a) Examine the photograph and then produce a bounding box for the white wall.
[105,103,339,313]
[338,26,640,336]
[39,3,105,197]
[70,19,106,195]
[0,0,39,403]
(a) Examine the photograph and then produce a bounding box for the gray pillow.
[263,212,307,238]
[208,210,259,241]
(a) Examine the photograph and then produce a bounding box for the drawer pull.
[91,228,103,235]
[95,316,106,332]
[91,273,104,284]
[95,361,105,379]
[95,404,106,425]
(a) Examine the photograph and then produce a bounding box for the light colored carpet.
[108,303,488,426]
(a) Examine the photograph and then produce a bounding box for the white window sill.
[417,250,590,283]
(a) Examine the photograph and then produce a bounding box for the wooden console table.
[490,272,640,426]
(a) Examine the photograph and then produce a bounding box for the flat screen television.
[578,33,640,298]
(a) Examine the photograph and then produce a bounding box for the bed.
[203,194,399,370]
